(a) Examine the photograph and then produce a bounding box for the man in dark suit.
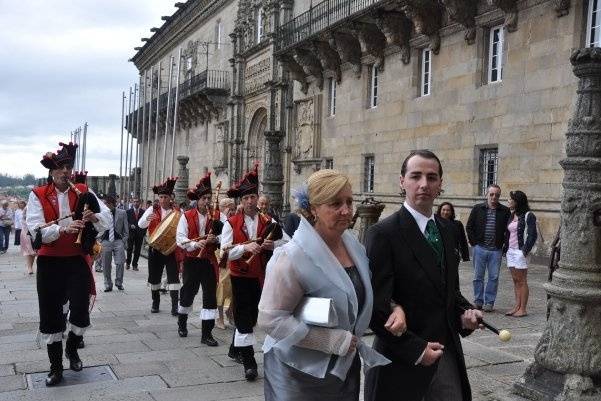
[126,198,146,271]
[365,150,482,401]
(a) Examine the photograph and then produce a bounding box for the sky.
[0,0,177,178]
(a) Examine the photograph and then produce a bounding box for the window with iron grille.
[369,66,378,108]
[328,78,336,116]
[588,0,601,47]
[488,26,504,84]
[421,48,432,96]
[363,155,375,193]
[479,148,499,196]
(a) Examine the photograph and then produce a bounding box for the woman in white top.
[258,170,403,401]
[503,190,537,317]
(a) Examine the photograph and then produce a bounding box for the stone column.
[514,48,601,401]
[261,130,285,215]
[89,176,99,194]
[175,156,189,205]
[108,174,117,197]
[354,197,385,245]
[134,167,142,198]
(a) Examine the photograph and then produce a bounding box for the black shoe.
[151,290,160,313]
[177,314,188,337]
[65,332,83,372]
[104,287,112,292]
[45,369,63,386]
[77,339,85,349]
[125,265,130,270]
[132,266,139,271]
[116,285,124,291]
[201,334,218,347]
[244,367,258,381]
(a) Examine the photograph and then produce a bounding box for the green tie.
[425,220,444,267]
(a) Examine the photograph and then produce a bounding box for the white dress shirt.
[137,206,172,229]
[403,201,435,237]
[26,187,112,244]
[176,210,208,252]
[221,213,290,261]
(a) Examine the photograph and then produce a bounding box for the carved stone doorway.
[246,107,267,182]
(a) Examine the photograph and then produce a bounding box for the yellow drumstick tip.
[499,329,512,342]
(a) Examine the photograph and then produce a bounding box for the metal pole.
[141,70,148,199]
[153,62,161,184]
[170,48,182,176]
[134,75,142,198]
[119,91,125,200]
[128,86,135,198]
[125,86,133,200]
[82,122,88,171]
[145,67,154,197]
[162,56,174,180]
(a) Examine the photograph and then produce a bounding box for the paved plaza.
[0,244,549,401]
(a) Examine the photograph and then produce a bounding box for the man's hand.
[261,239,274,251]
[82,210,98,223]
[461,308,484,331]
[419,342,444,366]
[385,305,407,336]
[64,220,84,234]
[347,335,359,355]
[195,240,208,250]
[147,214,158,222]
[244,242,262,255]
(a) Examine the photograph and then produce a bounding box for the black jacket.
[466,202,511,249]
[450,219,470,262]
[503,212,538,256]
[364,207,474,401]
[126,208,147,236]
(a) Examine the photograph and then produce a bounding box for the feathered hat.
[226,163,259,198]
[152,177,178,195]
[41,142,78,170]
[187,172,212,200]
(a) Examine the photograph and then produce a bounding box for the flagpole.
[162,56,174,180]
[145,66,154,198]
[119,91,125,200]
[125,86,133,201]
[153,61,161,184]
[170,47,182,176]
[82,122,88,171]
[128,85,136,198]
[134,75,143,198]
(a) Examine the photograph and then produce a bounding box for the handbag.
[294,297,338,328]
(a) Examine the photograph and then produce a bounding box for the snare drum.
[148,211,181,256]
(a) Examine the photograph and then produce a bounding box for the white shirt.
[403,201,435,237]
[26,187,112,244]
[14,209,23,230]
[137,206,172,229]
[221,213,290,261]
[176,209,208,252]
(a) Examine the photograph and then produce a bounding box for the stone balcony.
[274,0,571,93]
[127,69,231,135]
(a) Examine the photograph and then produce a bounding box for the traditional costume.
[26,143,111,386]
[175,172,223,346]
[138,177,181,315]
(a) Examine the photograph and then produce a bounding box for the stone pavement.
[0,244,549,400]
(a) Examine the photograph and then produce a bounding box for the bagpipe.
[69,181,102,257]
[195,181,224,258]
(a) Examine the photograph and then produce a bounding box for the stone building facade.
[130,0,599,257]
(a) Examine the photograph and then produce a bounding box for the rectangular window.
[325,158,334,169]
[363,155,375,193]
[488,26,504,84]
[588,0,601,47]
[328,78,336,116]
[421,48,432,96]
[257,8,264,43]
[479,147,499,196]
[215,20,222,49]
[369,66,378,108]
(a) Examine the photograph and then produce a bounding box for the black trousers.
[147,248,179,287]
[179,258,217,312]
[230,276,261,334]
[14,229,21,246]
[36,255,90,334]
[126,230,143,267]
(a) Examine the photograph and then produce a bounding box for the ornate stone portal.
[513,48,601,401]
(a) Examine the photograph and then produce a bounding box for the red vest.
[182,209,218,267]
[147,206,164,236]
[32,183,87,257]
[228,212,270,280]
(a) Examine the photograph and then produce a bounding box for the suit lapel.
[397,207,444,297]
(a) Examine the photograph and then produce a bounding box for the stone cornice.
[132,0,234,71]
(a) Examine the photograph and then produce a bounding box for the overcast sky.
[0,0,177,178]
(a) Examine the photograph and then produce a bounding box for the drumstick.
[461,307,511,342]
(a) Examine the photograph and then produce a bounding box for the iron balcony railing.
[276,0,383,52]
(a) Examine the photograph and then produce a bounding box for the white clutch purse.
[295,297,338,328]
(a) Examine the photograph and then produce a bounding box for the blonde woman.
[258,170,400,401]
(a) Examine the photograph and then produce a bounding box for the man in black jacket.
[365,150,481,401]
[465,185,511,311]
[126,198,146,271]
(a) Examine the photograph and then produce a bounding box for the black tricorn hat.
[41,142,78,170]
[152,177,178,195]
[226,163,259,198]
[187,172,212,200]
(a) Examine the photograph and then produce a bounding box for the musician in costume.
[26,142,111,386]
[221,164,288,381]
[175,172,223,346]
[138,177,181,315]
